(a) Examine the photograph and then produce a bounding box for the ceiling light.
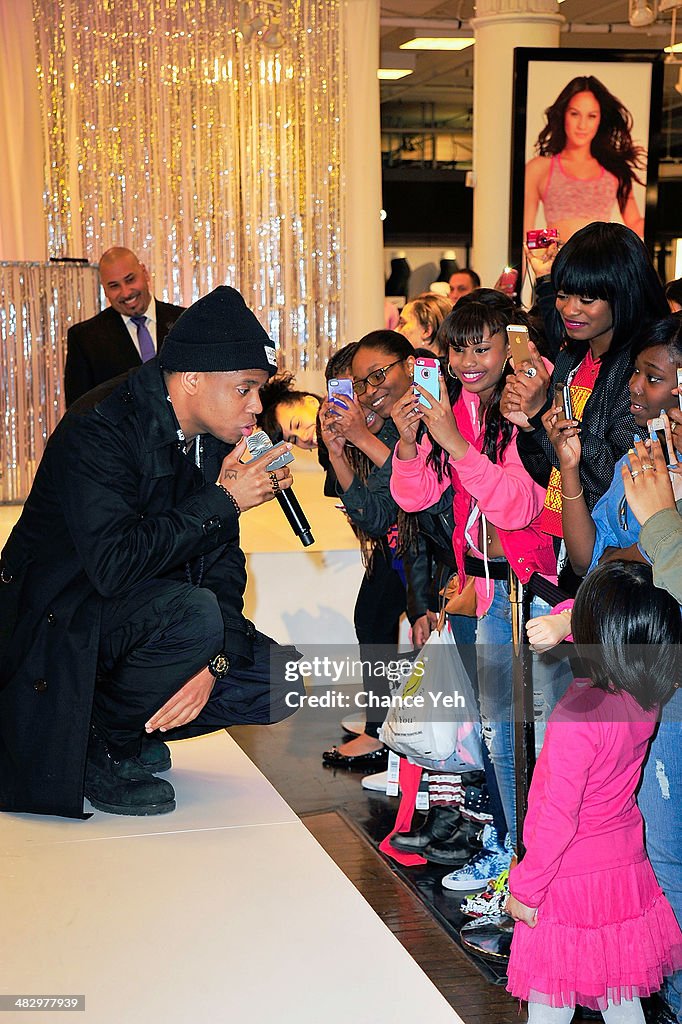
[401,35,475,51]
[378,50,416,80]
[665,41,682,51]
[378,68,413,80]
[628,0,656,27]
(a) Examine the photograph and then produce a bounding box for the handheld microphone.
[246,431,314,547]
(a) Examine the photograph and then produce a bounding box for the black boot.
[390,805,461,852]
[139,735,172,773]
[85,728,176,816]
[423,819,483,865]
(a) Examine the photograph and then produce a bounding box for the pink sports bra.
[541,155,618,226]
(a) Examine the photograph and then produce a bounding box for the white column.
[342,0,384,342]
[0,0,47,260]
[471,0,563,288]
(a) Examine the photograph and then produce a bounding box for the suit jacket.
[64,300,185,407]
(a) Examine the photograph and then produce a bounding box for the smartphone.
[497,266,519,296]
[677,367,682,411]
[244,430,295,471]
[554,382,573,422]
[413,357,440,408]
[507,324,532,367]
[327,378,354,410]
[648,411,674,465]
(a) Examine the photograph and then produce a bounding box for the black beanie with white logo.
[160,286,278,376]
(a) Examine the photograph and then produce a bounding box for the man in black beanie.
[0,287,303,819]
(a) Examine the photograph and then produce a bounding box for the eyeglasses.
[353,359,403,396]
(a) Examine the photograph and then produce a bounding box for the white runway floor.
[2,732,464,1024]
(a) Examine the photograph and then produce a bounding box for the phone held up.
[506,324,532,368]
[554,382,574,423]
[497,266,519,297]
[647,410,677,467]
[327,377,354,412]
[413,357,440,408]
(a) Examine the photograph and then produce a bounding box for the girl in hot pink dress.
[506,561,682,1023]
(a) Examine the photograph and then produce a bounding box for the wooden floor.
[304,811,522,1024]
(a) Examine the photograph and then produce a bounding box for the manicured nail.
[634,434,641,442]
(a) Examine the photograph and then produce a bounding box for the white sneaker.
[341,713,365,736]
[361,769,399,793]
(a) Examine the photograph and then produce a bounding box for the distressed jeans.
[638,689,682,1022]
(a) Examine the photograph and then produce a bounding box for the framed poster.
[509,49,664,278]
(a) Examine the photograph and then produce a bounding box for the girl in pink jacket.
[390,297,564,889]
[505,560,682,1022]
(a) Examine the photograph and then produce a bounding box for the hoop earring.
[446,363,457,379]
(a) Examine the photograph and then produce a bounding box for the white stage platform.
[2,732,464,1024]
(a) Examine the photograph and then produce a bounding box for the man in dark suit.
[64,246,185,407]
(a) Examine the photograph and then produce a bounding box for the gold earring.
[446,363,457,379]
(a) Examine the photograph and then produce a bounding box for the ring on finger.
[641,464,654,471]
[630,470,641,479]
[525,367,537,378]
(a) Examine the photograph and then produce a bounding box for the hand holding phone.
[413,357,440,409]
[647,410,678,467]
[554,382,574,423]
[327,378,354,411]
[507,324,532,368]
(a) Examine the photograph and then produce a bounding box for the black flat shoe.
[322,746,388,770]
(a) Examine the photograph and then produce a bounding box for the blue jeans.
[475,580,571,848]
[638,690,682,1022]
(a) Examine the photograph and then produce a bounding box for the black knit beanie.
[160,286,278,376]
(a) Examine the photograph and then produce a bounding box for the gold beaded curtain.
[32,0,344,370]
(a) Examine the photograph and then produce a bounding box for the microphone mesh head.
[246,430,273,457]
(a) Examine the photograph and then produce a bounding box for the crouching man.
[0,286,303,818]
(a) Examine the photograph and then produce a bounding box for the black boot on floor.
[423,818,483,865]
[85,728,176,816]
[139,735,172,773]
[390,805,461,852]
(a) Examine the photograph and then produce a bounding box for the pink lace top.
[541,155,618,226]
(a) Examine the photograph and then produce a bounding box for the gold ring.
[641,464,654,472]
[630,470,641,479]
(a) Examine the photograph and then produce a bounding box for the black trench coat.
[0,361,253,818]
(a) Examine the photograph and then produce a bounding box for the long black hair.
[549,223,668,362]
[572,561,681,711]
[427,295,536,479]
[536,75,646,215]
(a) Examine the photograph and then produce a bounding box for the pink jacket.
[390,390,556,614]
[509,679,656,908]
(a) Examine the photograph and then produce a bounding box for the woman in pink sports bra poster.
[524,75,646,244]
[510,51,660,322]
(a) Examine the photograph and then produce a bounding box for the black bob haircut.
[571,561,681,711]
[549,223,668,361]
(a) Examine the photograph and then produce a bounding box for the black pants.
[93,579,302,758]
[354,545,408,739]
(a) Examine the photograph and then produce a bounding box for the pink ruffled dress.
[507,679,682,1012]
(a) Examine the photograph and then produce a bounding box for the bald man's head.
[99,247,152,317]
